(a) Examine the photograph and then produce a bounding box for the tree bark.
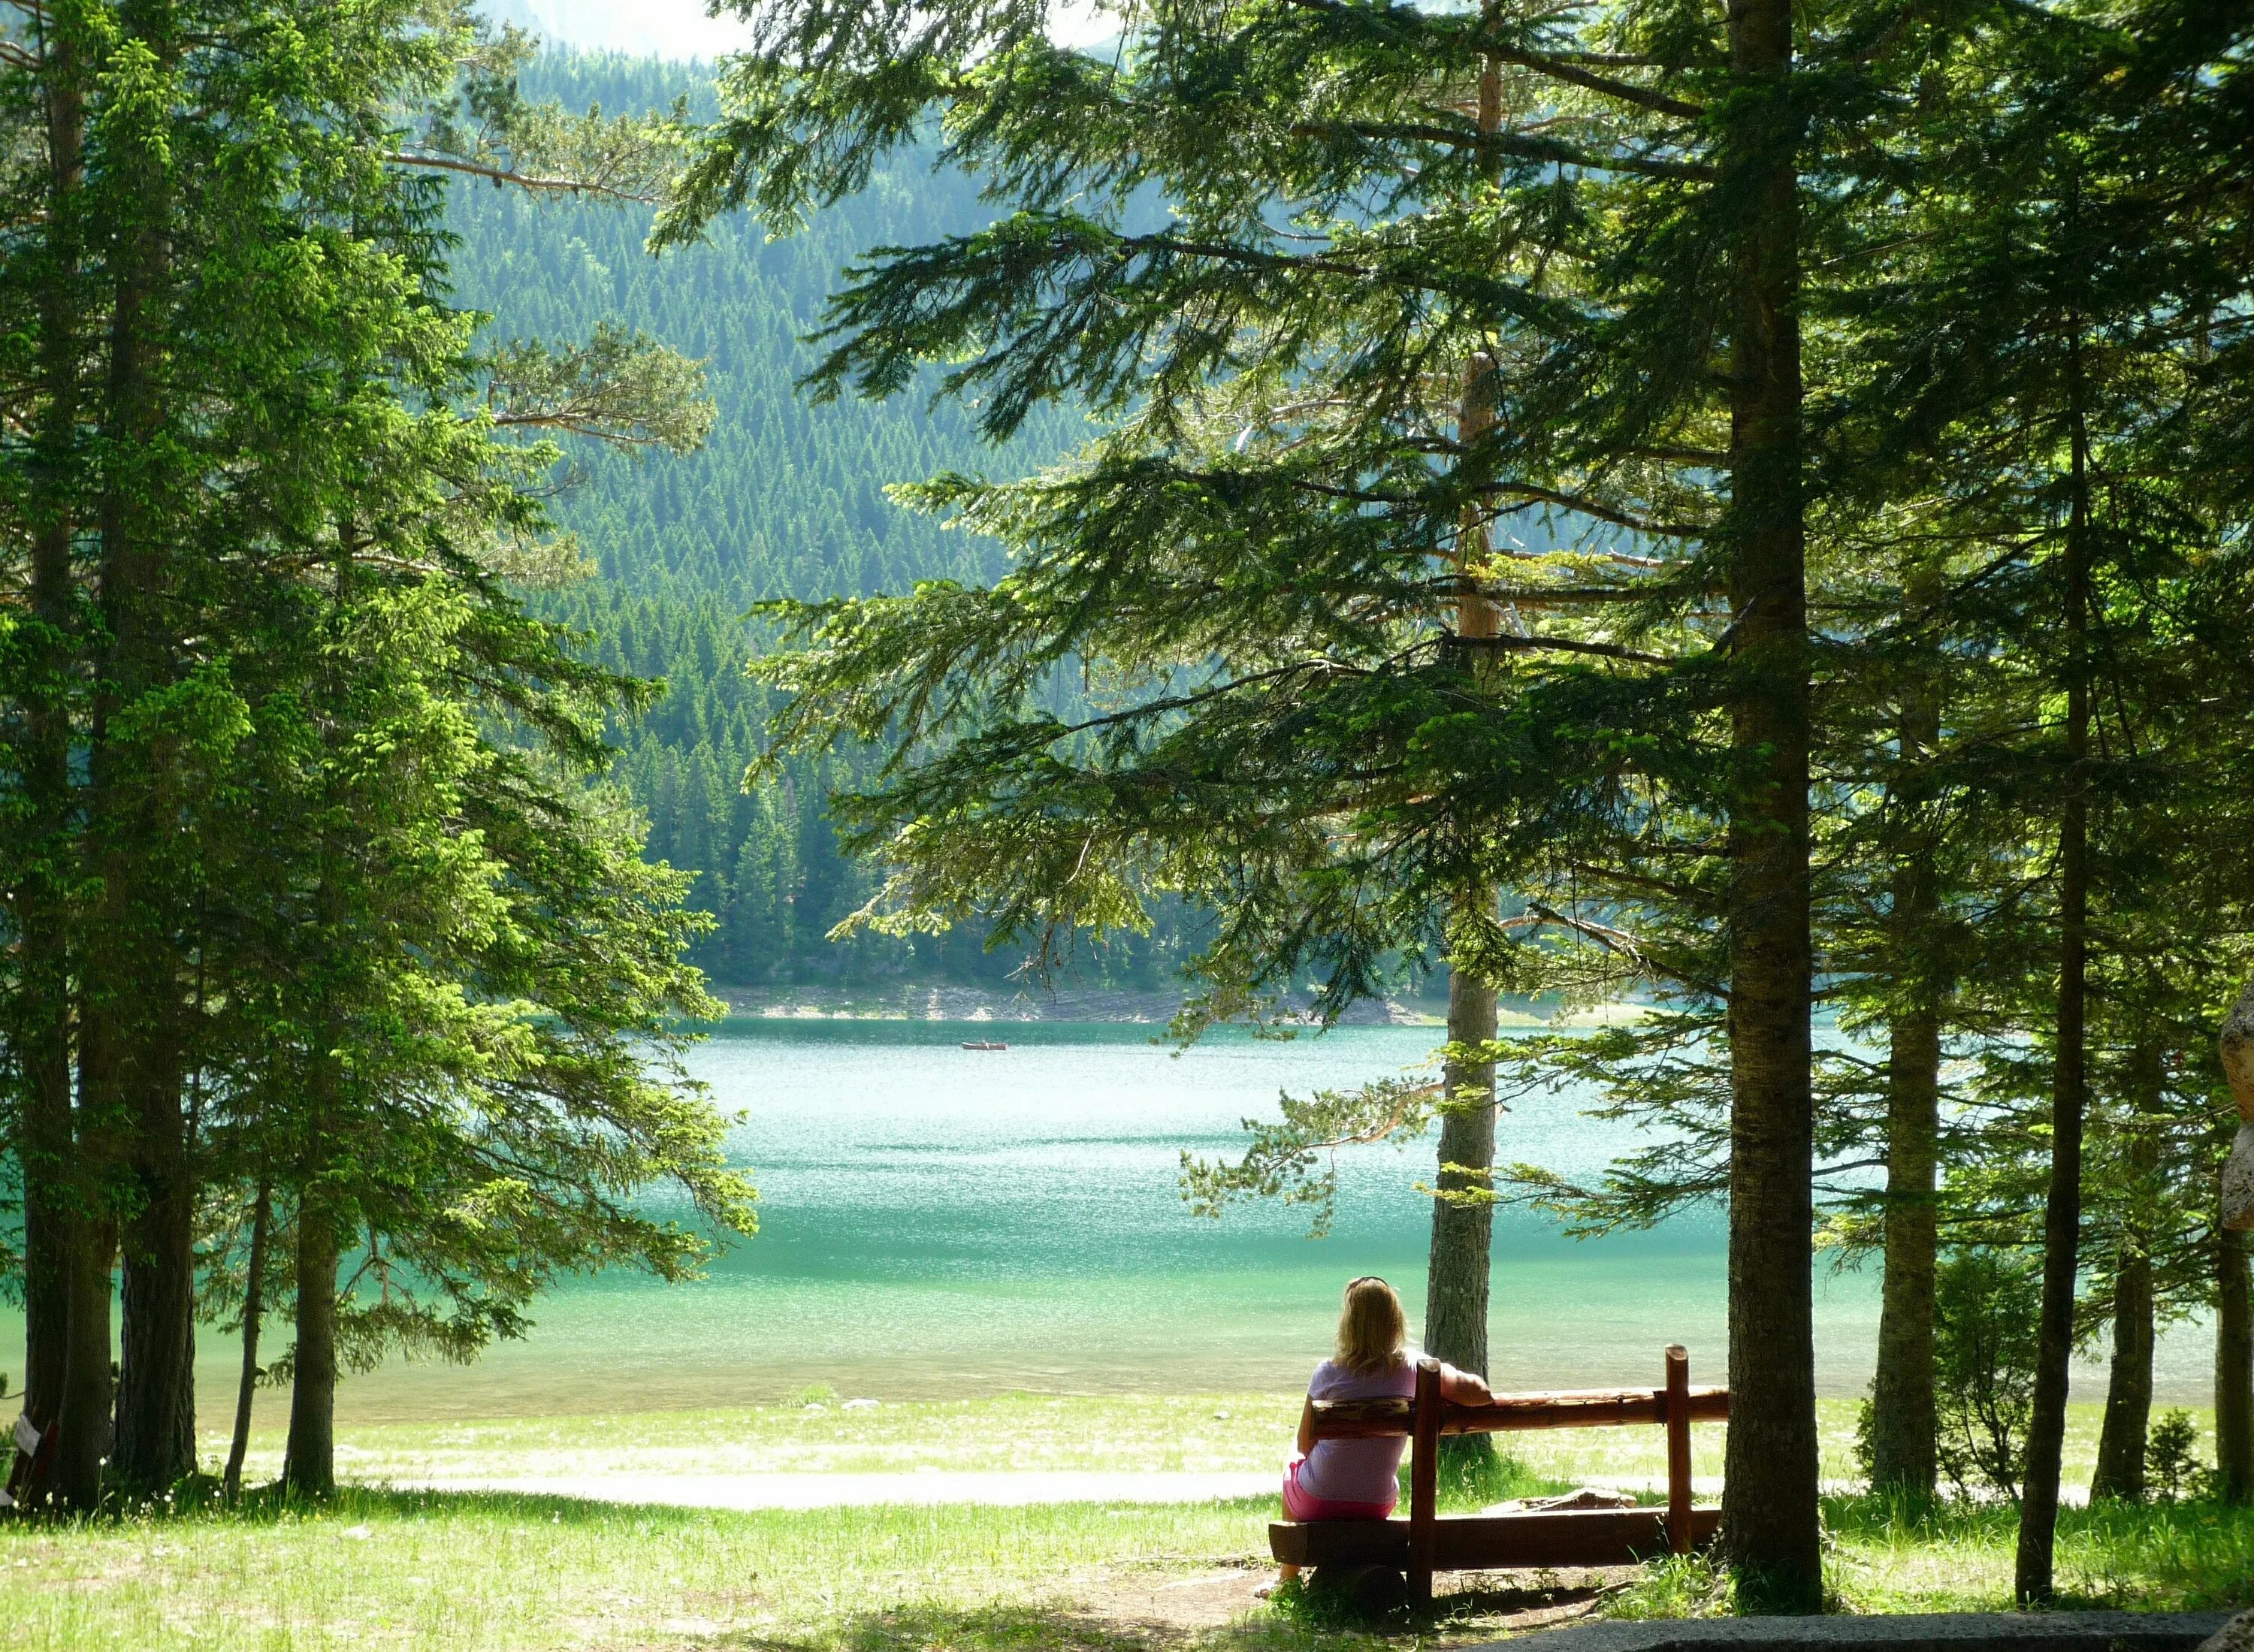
[113,1169,197,1495]
[81,0,195,1504]
[2015,339,2092,1605]
[2089,1243,2153,1500]
[1428,960,1498,1385]
[1870,689,1942,1500]
[1425,41,1505,1410]
[1717,0,1820,1611]
[1869,998,1940,1497]
[2091,1048,2161,1502]
[17,9,87,1443]
[49,1218,114,1511]
[2219,1225,2253,1503]
[225,1180,270,1499]
[283,1197,340,1498]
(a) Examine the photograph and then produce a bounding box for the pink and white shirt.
[1297,1355,1419,1505]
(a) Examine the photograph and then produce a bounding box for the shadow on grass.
[14,1478,769,1532]
[694,1597,1413,1652]
[22,1478,1291,1534]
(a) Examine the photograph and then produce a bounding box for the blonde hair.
[1334,1276,1407,1375]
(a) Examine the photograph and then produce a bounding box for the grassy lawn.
[2,1395,2240,1650]
[213,1390,1742,1503]
[4,1484,2249,1652]
[218,1393,2124,1490]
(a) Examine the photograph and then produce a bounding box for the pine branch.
[1479,45,1705,122]
[1297,119,1715,182]
[382,150,663,204]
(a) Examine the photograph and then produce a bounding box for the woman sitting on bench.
[1276,1276,1493,1583]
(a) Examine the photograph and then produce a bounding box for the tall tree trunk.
[2015,340,2092,1605]
[1426,41,1505,1403]
[2090,1044,2162,1502]
[282,1197,340,1498]
[1428,960,1497,1384]
[83,0,195,1503]
[2219,1225,2254,1504]
[1718,0,1820,1611]
[1870,1000,1940,1497]
[113,1168,196,1494]
[2089,1246,2153,1500]
[17,8,88,1445]
[49,1217,114,1511]
[224,1179,270,1499]
[1870,690,1942,1499]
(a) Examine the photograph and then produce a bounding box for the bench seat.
[1271,1505,1721,1570]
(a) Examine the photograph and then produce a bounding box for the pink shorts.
[1281,1452,1396,1522]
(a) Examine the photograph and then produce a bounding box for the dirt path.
[1060,1563,1645,1643]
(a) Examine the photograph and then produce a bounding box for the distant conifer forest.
[456,52,1193,990]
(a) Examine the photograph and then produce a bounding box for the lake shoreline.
[712,982,1651,1028]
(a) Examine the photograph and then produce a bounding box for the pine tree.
[0,0,750,1509]
[658,0,1995,1603]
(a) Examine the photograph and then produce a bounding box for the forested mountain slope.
[450,52,1189,989]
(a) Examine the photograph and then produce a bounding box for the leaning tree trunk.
[2090,1246,2155,1500]
[2219,1225,2253,1504]
[1717,0,1821,1611]
[283,1196,340,1499]
[2092,1050,2161,1503]
[2015,343,2093,1606]
[224,1179,271,1499]
[2090,1239,2155,1501]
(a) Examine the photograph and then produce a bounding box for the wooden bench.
[1270,1343,1729,1605]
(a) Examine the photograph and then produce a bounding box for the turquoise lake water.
[0,1019,2216,1421]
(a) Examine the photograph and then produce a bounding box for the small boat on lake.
[961,1039,1009,1052]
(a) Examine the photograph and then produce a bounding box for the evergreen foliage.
[443,51,1198,989]
[657,0,2254,1606]
[0,0,753,1512]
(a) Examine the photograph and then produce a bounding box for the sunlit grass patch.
[13,1397,2231,1650]
[1819,1493,2254,1614]
[0,1485,1280,1652]
[210,1391,1315,1487]
[205,1393,2141,1508]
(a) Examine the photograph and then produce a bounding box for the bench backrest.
[1306,1343,1730,1569]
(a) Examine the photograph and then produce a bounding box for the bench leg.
[1408,1358,1440,1606]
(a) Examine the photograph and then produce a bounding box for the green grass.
[214,1392,1958,1489]
[0,1486,1283,1652]
[1605,1493,2254,1620]
[5,1395,2237,1650]
[7,1483,2249,1651]
[217,1393,1316,1485]
[1822,1493,2254,1614]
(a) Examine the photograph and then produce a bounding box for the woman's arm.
[1296,1395,1315,1456]
[1439,1364,1494,1406]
